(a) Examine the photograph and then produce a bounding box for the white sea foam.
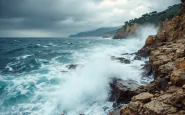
[0,25,157,115]
[16,54,33,60]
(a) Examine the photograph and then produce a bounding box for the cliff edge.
[112,4,181,39]
[109,1,185,115]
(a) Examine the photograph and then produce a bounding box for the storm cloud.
[0,0,181,37]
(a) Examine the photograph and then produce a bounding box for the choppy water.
[0,26,157,115]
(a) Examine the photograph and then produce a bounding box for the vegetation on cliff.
[109,1,185,115]
[69,27,120,37]
[113,4,181,39]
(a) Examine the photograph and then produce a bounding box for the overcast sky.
[0,0,181,37]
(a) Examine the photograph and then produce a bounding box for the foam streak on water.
[0,25,157,115]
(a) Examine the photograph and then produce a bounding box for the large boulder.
[111,56,131,64]
[157,88,185,107]
[145,100,177,115]
[109,79,140,104]
[171,69,185,86]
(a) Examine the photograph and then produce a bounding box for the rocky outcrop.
[109,79,140,105]
[66,64,79,69]
[109,1,185,115]
[113,23,139,39]
[111,56,131,64]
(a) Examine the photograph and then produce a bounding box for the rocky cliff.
[113,23,139,39]
[109,1,185,115]
[112,4,181,39]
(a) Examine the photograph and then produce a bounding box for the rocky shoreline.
[109,1,185,115]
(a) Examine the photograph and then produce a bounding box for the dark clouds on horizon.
[0,0,181,37]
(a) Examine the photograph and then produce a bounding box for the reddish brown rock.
[132,92,154,103]
[145,35,156,46]
[145,101,177,115]
[109,2,185,115]
[171,69,185,86]
[113,23,139,39]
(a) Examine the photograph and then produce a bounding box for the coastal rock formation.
[113,23,139,39]
[109,79,140,104]
[112,4,181,39]
[111,56,131,64]
[109,1,185,115]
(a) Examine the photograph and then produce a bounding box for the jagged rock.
[66,64,78,69]
[111,56,131,64]
[176,49,185,58]
[132,92,154,103]
[141,62,152,78]
[133,55,142,60]
[108,106,125,115]
[155,77,169,91]
[157,62,175,77]
[145,35,156,46]
[109,79,140,104]
[145,101,177,115]
[137,46,151,57]
[113,23,139,39]
[171,69,185,86]
[167,86,182,93]
[109,2,185,115]
[120,101,144,115]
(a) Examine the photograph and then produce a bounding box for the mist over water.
[0,25,157,115]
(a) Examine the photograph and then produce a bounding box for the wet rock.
[108,107,123,115]
[66,64,79,69]
[136,46,151,57]
[133,55,142,60]
[141,62,152,78]
[110,3,185,115]
[109,79,140,104]
[60,70,68,73]
[111,56,131,64]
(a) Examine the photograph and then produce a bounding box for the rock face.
[109,2,185,115]
[113,23,139,39]
[132,92,154,103]
[109,79,140,104]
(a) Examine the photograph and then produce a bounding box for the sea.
[0,25,157,115]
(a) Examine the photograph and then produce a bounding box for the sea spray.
[0,25,157,115]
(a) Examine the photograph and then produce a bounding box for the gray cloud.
[0,0,181,37]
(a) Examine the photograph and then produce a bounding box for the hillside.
[112,4,181,39]
[69,27,120,37]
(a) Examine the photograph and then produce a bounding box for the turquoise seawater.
[0,26,157,115]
